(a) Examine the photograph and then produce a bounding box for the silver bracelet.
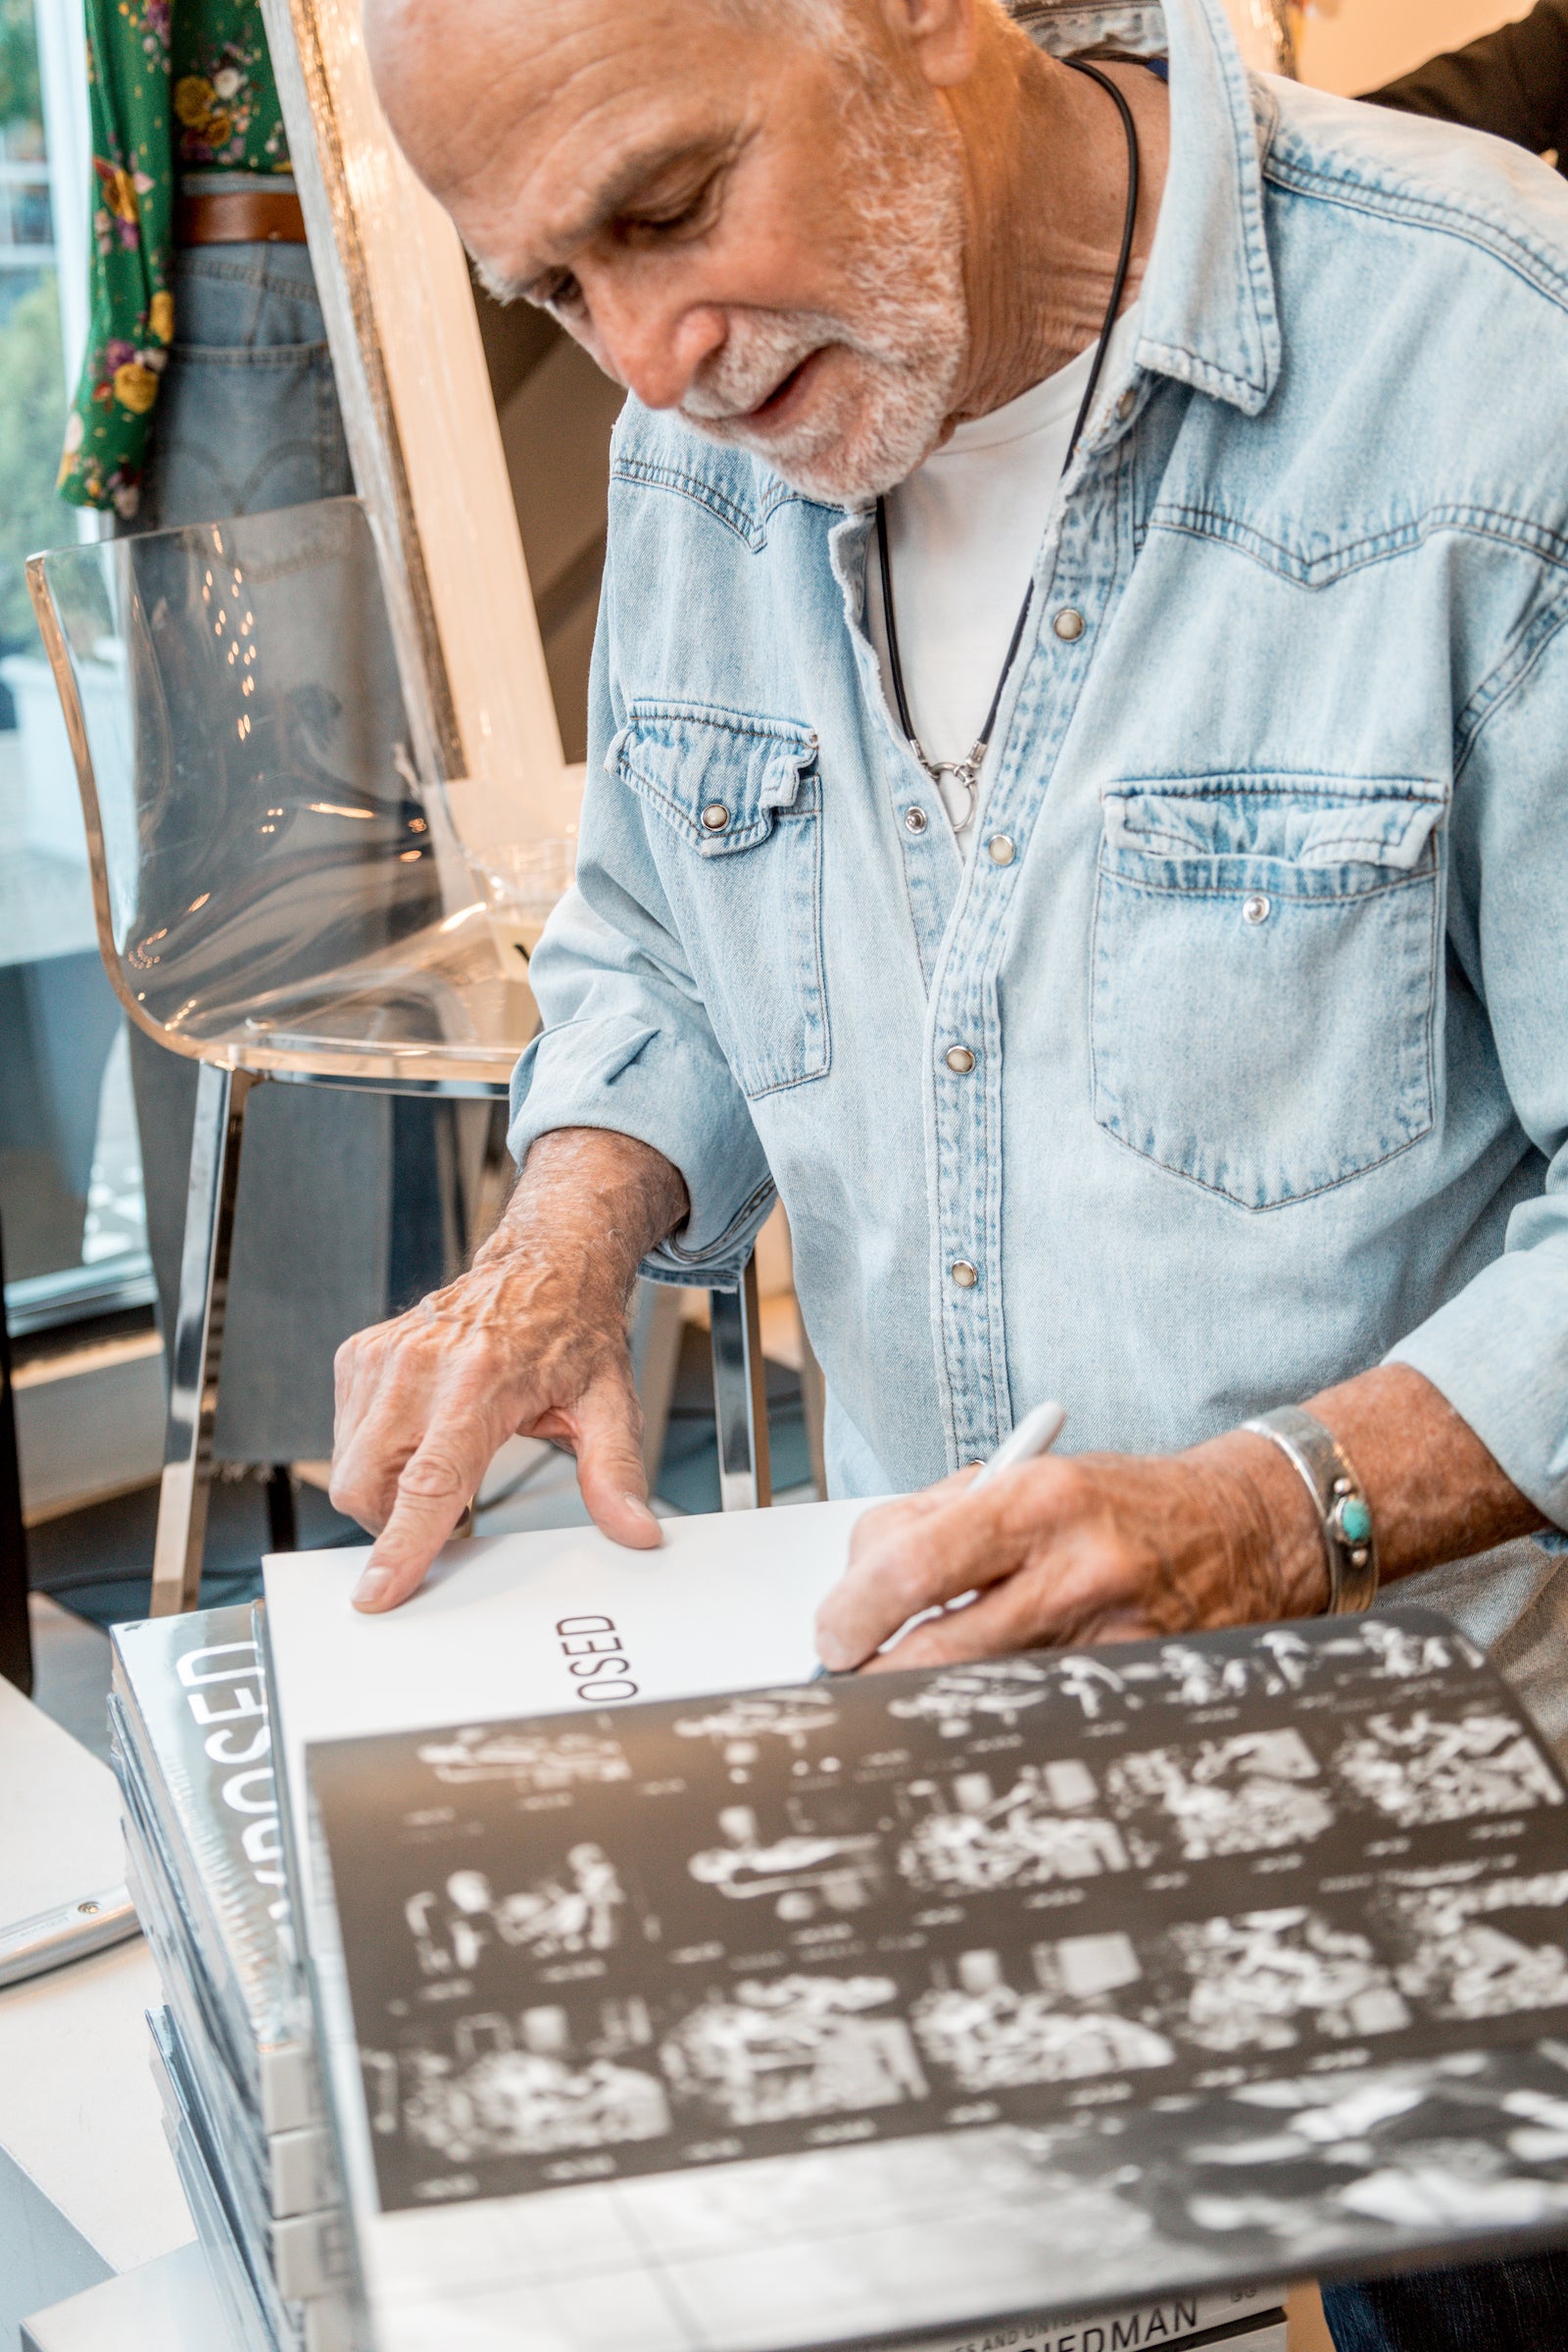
[1239,1403,1379,1616]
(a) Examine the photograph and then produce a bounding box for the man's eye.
[533,270,583,316]
[624,177,718,243]
[641,197,703,231]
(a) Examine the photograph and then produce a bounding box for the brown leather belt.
[175,189,308,245]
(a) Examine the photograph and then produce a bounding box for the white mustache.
[679,311,847,426]
[667,101,967,508]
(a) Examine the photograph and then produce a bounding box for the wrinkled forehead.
[369,0,787,272]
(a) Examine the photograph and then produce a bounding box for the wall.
[1298,0,1516,96]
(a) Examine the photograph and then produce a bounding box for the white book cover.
[263,1505,865,1829]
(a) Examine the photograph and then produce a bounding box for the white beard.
[678,118,967,506]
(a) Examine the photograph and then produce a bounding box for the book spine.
[114,1625,305,2089]
[112,1677,318,2135]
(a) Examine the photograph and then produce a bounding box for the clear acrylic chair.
[26,496,769,1617]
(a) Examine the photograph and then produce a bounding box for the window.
[0,0,150,1335]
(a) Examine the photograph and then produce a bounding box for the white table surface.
[0,1676,193,2338]
[20,2242,234,2352]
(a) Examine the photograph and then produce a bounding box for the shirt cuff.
[1385,1222,1568,1537]
[508,1010,774,1291]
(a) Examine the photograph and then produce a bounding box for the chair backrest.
[26,498,526,1085]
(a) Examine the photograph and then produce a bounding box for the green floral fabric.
[58,0,290,515]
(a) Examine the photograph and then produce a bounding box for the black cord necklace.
[875,56,1143,824]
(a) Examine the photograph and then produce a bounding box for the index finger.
[815,1477,1026,1671]
[846,1469,977,1557]
[350,1413,496,1612]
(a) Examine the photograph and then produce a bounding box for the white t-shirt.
[866,305,1142,846]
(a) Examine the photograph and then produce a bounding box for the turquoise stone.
[1339,1496,1373,1544]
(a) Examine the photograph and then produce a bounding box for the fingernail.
[352,1565,390,1610]
[624,1494,658,1526]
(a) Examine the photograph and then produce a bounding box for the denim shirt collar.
[1028,0,1283,421]
[813,0,1286,588]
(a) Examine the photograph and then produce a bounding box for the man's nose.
[589,286,728,412]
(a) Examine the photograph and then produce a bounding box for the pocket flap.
[612,702,819,855]
[1102,777,1445,873]
[1285,801,1443,869]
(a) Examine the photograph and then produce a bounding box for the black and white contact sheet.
[308,1612,1568,2223]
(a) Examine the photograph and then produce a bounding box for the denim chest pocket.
[614,702,828,1100]
[1090,774,1446,1209]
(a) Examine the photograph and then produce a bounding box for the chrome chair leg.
[151,1064,258,1616]
[265,1463,298,1554]
[798,1313,828,1501]
[466,1095,516,1254]
[631,1279,685,1492]
[710,1253,771,1512]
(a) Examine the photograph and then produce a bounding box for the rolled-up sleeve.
[1386,593,1568,1532]
[508,607,773,1290]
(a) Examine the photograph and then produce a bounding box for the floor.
[24,1465,365,1633]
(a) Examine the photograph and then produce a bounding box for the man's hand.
[814,1366,1547,1673]
[330,1128,688,1612]
[816,1433,1325,1673]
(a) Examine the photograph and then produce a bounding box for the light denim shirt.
[513,0,1568,1738]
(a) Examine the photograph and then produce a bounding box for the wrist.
[480,1127,688,1309]
[1188,1426,1332,1620]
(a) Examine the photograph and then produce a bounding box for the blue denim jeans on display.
[140,241,352,528]
[126,243,401,1464]
[1323,2245,1568,2349]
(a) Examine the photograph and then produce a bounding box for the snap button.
[1116,387,1137,422]
[1243,893,1271,925]
[950,1260,978,1289]
[1053,608,1086,642]
[987,834,1015,866]
[700,802,730,832]
[904,805,929,835]
[945,1045,976,1075]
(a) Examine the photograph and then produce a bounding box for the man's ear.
[876,0,980,89]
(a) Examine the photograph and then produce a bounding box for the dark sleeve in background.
[1363,0,1568,178]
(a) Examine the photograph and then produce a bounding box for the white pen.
[810,1399,1067,1677]
[968,1397,1067,1488]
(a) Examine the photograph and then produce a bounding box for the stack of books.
[106,1500,1568,2352]
[110,1605,350,2352]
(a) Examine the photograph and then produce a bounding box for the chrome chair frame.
[27,500,771,1614]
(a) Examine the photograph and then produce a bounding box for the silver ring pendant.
[929,760,979,829]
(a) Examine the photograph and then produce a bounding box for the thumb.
[570,1373,662,1550]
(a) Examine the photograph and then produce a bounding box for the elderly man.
[334,0,1568,1734]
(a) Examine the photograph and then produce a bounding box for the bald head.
[366,0,865,259]
[363,0,1042,503]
